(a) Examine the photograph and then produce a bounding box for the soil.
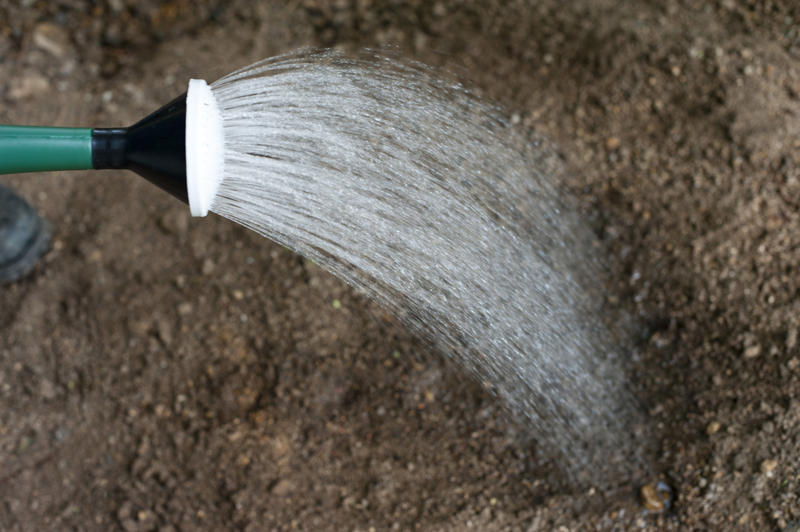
[1,0,799,530]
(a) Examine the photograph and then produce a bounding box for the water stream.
[207,49,644,483]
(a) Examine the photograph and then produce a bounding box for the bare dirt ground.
[1,1,799,530]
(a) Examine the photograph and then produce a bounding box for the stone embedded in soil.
[640,481,673,513]
[39,378,56,400]
[8,73,50,100]
[744,344,761,358]
[271,479,294,496]
[137,509,156,529]
[706,421,721,435]
[157,320,173,346]
[649,330,673,349]
[760,459,778,477]
[787,327,798,350]
[32,22,70,58]
[158,210,190,236]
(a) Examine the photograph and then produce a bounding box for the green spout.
[0,125,92,174]
[0,91,189,203]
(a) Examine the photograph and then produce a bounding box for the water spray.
[0,50,649,485]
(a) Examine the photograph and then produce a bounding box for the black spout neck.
[92,93,188,204]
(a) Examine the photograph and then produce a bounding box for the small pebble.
[40,378,56,400]
[9,73,50,100]
[159,210,189,236]
[760,459,778,477]
[649,330,672,349]
[32,22,69,58]
[271,479,294,496]
[640,481,672,513]
[744,344,761,358]
[706,421,721,435]
[157,321,173,346]
[787,327,797,350]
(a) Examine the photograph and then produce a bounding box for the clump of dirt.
[1,1,799,530]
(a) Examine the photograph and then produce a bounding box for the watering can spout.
[92,93,188,204]
[0,94,188,204]
[0,79,221,217]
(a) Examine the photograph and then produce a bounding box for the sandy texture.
[1,1,799,530]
